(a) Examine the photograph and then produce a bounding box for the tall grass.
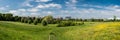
[0,21,120,40]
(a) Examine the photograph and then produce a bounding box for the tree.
[41,20,47,26]
[14,16,19,21]
[5,13,13,21]
[28,20,32,24]
[113,16,116,21]
[21,17,24,23]
[42,15,53,24]
[0,13,2,20]
[38,17,42,23]
[24,18,28,23]
[33,18,38,25]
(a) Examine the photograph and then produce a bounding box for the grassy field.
[0,21,120,40]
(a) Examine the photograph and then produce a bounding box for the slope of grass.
[64,22,120,40]
[0,21,120,40]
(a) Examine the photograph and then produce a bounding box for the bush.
[33,18,38,25]
[24,19,28,23]
[77,22,84,25]
[42,20,48,26]
[57,21,84,27]
[21,18,24,23]
[57,21,75,27]
[28,20,32,24]
[42,15,53,24]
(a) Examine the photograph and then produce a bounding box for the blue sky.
[0,0,120,18]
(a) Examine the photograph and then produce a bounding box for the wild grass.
[0,21,120,40]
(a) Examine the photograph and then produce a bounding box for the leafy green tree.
[21,17,24,23]
[0,13,2,20]
[14,16,20,21]
[33,18,38,25]
[28,20,32,24]
[113,16,116,21]
[43,15,53,24]
[41,20,47,26]
[5,13,13,21]
[24,18,28,23]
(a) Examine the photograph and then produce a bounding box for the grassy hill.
[0,21,120,40]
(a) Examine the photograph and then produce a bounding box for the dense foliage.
[0,13,119,26]
[57,21,84,27]
[41,20,48,26]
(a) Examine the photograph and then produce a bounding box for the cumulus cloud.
[71,0,77,3]
[66,0,78,9]
[9,10,17,13]
[58,6,120,18]
[46,11,54,14]
[36,3,62,9]
[18,9,26,12]
[7,0,120,18]
[0,5,9,11]
[27,8,39,12]
[0,7,6,10]
[35,0,52,2]
[81,4,120,11]
[22,0,33,7]
[9,9,27,16]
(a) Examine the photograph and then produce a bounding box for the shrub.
[57,21,75,27]
[21,17,24,23]
[42,15,53,24]
[24,19,28,23]
[28,20,32,24]
[77,22,84,25]
[57,21,84,27]
[42,20,48,26]
[33,18,38,25]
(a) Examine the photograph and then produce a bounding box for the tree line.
[0,13,63,26]
[0,13,119,26]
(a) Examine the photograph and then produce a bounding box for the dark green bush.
[24,19,28,23]
[77,22,84,25]
[21,18,24,23]
[28,20,32,24]
[33,18,38,25]
[57,22,84,27]
[41,20,48,26]
[57,22,75,27]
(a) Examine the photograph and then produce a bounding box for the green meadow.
[0,21,120,40]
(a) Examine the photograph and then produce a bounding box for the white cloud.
[27,8,39,12]
[36,5,45,8]
[30,13,41,16]
[26,3,33,7]
[22,0,33,7]
[0,7,6,10]
[36,3,62,9]
[9,9,27,16]
[6,5,9,8]
[58,7,120,18]
[0,5,9,11]
[81,4,104,8]
[18,9,26,12]
[9,10,17,13]
[66,0,78,9]
[46,11,53,14]
[35,0,52,2]
[9,10,21,15]
[9,8,39,16]
[71,0,77,3]
[80,4,120,12]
